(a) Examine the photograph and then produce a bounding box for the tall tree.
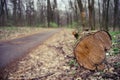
[113,0,119,31]
[52,0,58,23]
[105,0,110,31]
[74,0,79,23]
[98,0,101,27]
[68,0,79,27]
[26,0,35,26]
[47,0,52,27]
[37,0,46,26]
[12,0,17,25]
[0,0,8,26]
[102,0,110,31]
[77,0,86,30]
[88,0,95,30]
[17,0,23,26]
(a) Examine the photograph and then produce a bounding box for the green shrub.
[68,59,79,67]
[72,22,78,27]
[110,31,120,36]
[36,24,46,27]
[110,31,120,41]
[112,48,120,55]
[68,22,79,28]
[114,62,120,69]
[50,22,58,28]
[110,31,120,55]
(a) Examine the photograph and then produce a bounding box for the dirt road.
[0,29,61,69]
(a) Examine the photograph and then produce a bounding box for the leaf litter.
[1,29,120,80]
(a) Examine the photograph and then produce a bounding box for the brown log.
[74,30,112,70]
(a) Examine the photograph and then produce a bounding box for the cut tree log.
[74,30,112,70]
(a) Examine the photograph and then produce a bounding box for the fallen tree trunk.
[74,30,112,70]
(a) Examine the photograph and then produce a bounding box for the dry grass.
[0,27,55,41]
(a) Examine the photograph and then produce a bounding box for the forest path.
[0,29,61,69]
[6,29,75,80]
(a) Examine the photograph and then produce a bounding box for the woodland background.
[0,0,120,31]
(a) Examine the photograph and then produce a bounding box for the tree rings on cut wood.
[74,30,112,70]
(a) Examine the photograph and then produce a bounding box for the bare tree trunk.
[18,0,22,26]
[74,1,78,23]
[56,11,60,27]
[66,12,69,27]
[12,0,17,26]
[105,0,110,31]
[113,0,119,31]
[0,0,8,26]
[98,0,101,29]
[93,1,95,29]
[26,1,35,26]
[84,0,88,27]
[77,0,86,30]
[102,0,110,31]
[69,0,79,28]
[52,0,58,25]
[47,0,51,27]
[88,0,95,30]
[37,0,46,26]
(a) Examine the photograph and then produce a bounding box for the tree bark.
[105,0,110,31]
[77,0,86,30]
[12,0,17,26]
[47,0,51,27]
[102,0,110,31]
[113,0,119,31]
[0,0,8,26]
[88,0,95,30]
[98,0,101,28]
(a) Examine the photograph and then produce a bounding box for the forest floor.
[0,27,120,80]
